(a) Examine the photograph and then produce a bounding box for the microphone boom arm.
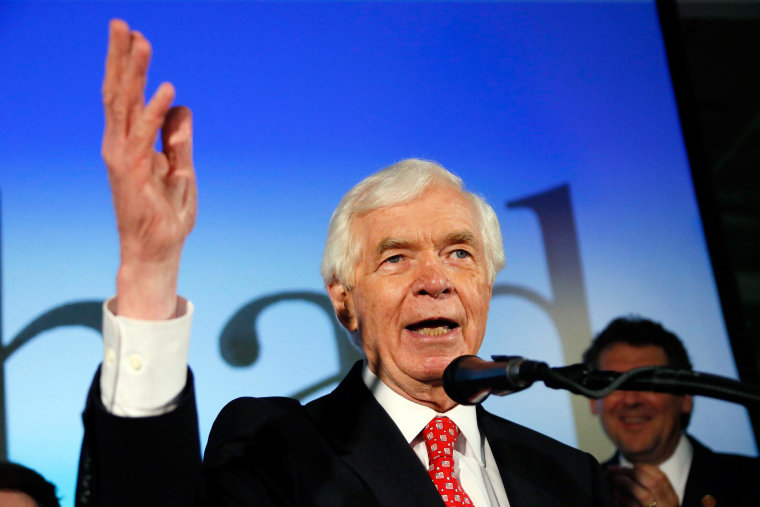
[443,355,760,407]
[546,362,760,406]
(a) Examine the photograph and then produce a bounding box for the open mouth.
[405,319,459,337]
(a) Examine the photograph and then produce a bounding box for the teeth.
[415,326,451,336]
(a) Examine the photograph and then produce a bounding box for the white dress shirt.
[363,367,510,507]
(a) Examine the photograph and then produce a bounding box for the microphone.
[443,355,549,405]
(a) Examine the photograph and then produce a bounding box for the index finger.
[102,19,131,136]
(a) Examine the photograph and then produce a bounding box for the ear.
[589,398,601,416]
[327,281,358,331]
[681,394,693,417]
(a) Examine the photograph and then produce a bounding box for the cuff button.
[128,354,143,371]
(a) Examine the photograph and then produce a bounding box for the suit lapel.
[306,362,444,507]
[682,437,715,507]
[478,407,559,507]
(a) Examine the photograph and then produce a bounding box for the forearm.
[78,367,202,507]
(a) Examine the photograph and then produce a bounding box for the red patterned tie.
[424,416,474,506]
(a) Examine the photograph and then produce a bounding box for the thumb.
[163,105,194,172]
[162,105,197,228]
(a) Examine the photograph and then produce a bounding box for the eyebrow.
[444,230,477,248]
[375,237,411,260]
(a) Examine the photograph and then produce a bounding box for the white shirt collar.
[620,434,693,504]
[361,363,485,465]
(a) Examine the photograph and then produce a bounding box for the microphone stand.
[444,354,760,406]
[544,360,760,406]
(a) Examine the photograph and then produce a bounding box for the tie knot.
[424,416,459,462]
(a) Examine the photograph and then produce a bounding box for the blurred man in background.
[584,316,759,507]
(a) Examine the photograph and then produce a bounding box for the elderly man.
[76,20,609,506]
[583,316,759,507]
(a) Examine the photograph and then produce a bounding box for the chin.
[410,354,460,382]
[619,441,657,459]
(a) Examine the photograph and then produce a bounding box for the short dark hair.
[582,315,693,428]
[0,461,60,507]
[583,316,692,371]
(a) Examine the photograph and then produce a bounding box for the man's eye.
[451,249,470,259]
[385,255,402,264]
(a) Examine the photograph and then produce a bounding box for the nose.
[620,390,642,407]
[411,257,453,298]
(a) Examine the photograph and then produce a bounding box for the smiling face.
[327,183,492,410]
[591,343,692,464]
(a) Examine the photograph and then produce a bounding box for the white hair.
[321,158,505,290]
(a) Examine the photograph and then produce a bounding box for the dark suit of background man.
[583,316,760,507]
[75,19,611,507]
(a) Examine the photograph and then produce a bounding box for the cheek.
[462,278,490,309]
[656,397,684,419]
[599,395,621,414]
[350,289,374,333]
[354,282,403,330]
[479,292,491,317]
[643,394,670,410]
[473,292,492,330]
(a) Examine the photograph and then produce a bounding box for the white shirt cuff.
[99,296,193,417]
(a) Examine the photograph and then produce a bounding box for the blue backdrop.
[0,1,755,505]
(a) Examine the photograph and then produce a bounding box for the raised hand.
[101,19,197,320]
[607,464,680,507]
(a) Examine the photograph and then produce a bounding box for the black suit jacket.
[78,362,610,506]
[602,436,760,507]
[683,436,760,506]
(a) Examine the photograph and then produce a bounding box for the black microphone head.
[443,355,493,405]
[444,355,541,405]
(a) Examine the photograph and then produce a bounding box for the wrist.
[116,257,181,320]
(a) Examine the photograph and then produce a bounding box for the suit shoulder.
[205,396,306,462]
[219,395,303,418]
[691,435,759,468]
[708,448,759,465]
[695,445,760,486]
[686,436,760,505]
